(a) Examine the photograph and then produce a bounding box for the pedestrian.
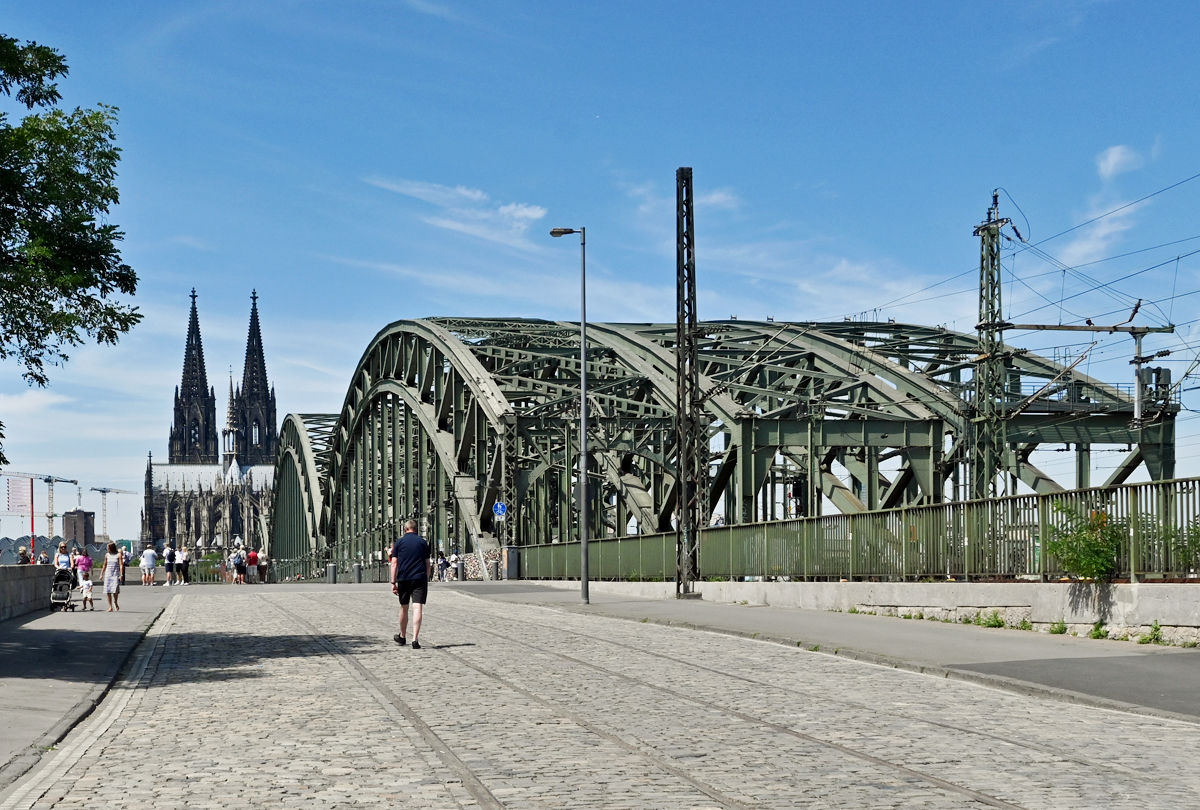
[448,552,460,581]
[69,548,80,585]
[436,551,449,582]
[16,546,30,565]
[258,552,269,584]
[140,545,157,586]
[102,541,122,611]
[79,573,94,610]
[390,519,431,649]
[246,548,259,583]
[54,543,71,572]
[178,546,190,585]
[76,550,93,592]
[163,544,176,586]
[36,549,50,565]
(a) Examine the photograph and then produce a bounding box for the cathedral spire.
[225,375,237,432]
[180,289,210,398]
[231,291,278,465]
[241,290,269,401]
[168,289,219,464]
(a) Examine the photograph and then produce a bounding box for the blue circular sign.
[493,502,508,517]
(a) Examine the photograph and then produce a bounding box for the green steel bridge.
[267,317,1177,574]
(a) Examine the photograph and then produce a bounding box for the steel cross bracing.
[268,316,1178,567]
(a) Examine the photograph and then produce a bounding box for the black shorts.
[395,579,428,605]
[235,564,247,575]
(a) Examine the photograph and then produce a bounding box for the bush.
[1049,619,1067,635]
[976,610,1004,628]
[1045,504,1124,581]
[1088,621,1108,639]
[1137,620,1164,645]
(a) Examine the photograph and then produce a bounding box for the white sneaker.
[164,582,170,587]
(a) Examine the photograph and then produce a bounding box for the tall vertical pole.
[578,227,589,604]
[46,481,55,539]
[29,478,34,542]
[972,191,1011,500]
[1133,333,1145,424]
[676,167,702,596]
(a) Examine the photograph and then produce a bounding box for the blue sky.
[3,1,1200,540]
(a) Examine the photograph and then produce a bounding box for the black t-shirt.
[391,533,430,582]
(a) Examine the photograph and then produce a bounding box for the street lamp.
[550,226,589,604]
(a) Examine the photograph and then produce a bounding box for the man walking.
[390,520,431,649]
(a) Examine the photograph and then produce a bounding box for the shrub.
[1049,619,1067,635]
[978,610,1005,628]
[1045,503,1124,581]
[1088,621,1108,639]
[1017,618,1033,631]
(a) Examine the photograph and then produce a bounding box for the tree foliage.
[0,35,140,464]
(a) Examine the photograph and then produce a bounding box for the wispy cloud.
[364,177,487,207]
[364,176,547,249]
[1096,145,1143,181]
[170,235,215,251]
[696,189,741,210]
[403,0,459,21]
[1004,36,1059,67]
[1055,197,1146,267]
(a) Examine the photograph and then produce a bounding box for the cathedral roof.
[150,463,274,492]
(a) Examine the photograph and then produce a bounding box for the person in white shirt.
[140,546,157,586]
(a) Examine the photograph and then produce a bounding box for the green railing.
[520,477,1200,582]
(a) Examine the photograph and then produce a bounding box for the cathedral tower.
[231,291,278,465]
[168,290,219,463]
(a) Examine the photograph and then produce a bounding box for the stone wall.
[537,580,1200,644]
[0,565,53,622]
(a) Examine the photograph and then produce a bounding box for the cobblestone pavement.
[4,587,1200,809]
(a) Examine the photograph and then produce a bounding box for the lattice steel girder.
[1006,415,1171,445]
[269,316,1175,559]
[750,418,942,448]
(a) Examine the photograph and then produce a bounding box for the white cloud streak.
[364,176,547,249]
[1096,145,1143,181]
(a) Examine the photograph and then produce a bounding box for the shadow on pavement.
[0,628,379,686]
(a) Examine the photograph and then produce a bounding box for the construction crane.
[1,471,78,538]
[90,487,138,540]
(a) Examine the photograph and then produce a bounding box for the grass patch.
[976,611,1005,628]
[1016,618,1033,631]
[1088,621,1108,640]
[1049,619,1067,635]
[848,606,859,614]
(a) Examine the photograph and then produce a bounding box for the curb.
[0,604,168,792]
[512,599,1200,728]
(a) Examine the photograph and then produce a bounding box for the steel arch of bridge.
[268,318,1175,565]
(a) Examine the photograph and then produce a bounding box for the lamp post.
[550,226,588,604]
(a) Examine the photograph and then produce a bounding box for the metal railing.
[520,477,1200,582]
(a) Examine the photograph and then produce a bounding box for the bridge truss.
[268,317,1177,568]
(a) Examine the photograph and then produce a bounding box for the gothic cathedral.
[141,291,278,550]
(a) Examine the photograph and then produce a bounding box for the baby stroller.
[51,568,76,612]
